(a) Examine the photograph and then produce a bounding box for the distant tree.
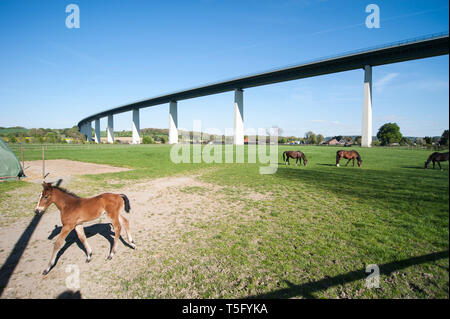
[8,134,16,143]
[142,135,154,144]
[355,136,362,145]
[316,134,325,144]
[424,136,433,145]
[45,132,59,143]
[332,135,343,142]
[305,131,317,144]
[279,137,287,144]
[160,135,168,144]
[439,130,449,146]
[342,136,353,143]
[376,123,403,146]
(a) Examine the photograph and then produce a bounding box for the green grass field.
[2,144,449,298]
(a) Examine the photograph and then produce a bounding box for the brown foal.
[34,182,135,275]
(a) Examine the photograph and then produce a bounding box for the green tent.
[0,139,24,180]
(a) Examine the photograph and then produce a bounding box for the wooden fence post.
[42,146,45,180]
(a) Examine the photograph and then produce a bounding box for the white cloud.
[374,72,399,92]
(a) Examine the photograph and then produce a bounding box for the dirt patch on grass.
[0,173,265,299]
[22,159,130,182]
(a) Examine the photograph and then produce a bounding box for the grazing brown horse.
[336,150,362,167]
[424,151,449,170]
[34,181,135,275]
[283,150,308,166]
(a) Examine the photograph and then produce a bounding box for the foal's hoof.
[107,255,113,260]
[86,252,92,263]
[42,269,49,276]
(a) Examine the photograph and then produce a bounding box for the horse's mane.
[53,186,80,198]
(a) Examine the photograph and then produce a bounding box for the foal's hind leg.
[107,216,122,260]
[43,224,73,275]
[75,225,92,263]
[119,214,135,249]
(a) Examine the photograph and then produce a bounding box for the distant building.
[325,138,340,145]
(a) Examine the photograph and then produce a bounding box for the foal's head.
[35,182,54,215]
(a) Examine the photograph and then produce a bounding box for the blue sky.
[0,0,448,137]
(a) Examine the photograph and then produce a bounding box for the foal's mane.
[53,186,80,198]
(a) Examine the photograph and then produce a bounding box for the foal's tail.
[120,194,131,213]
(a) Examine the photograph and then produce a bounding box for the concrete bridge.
[77,32,449,147]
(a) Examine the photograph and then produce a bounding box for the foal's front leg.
[43,224,73,275]
[75,225,93,263]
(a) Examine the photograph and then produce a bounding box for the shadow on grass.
[0,213,42,297]
[275,166,448,206]
[46,223,134,272]
[401,166,426,170]
[246,250,449,299]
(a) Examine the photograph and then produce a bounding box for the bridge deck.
[78,32,449,128]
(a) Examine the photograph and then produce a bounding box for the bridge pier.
[79,124,86,139]
[80,122,92,142]
[234,89,244,145]
[361,65,372,147]
[94,119,101,143]
[85,122,92,142]
[132,109,140,144]
[169,101,178,144]
[107,115,114,143]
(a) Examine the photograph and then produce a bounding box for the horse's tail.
[282,151,286,162]
[120,194,131,213]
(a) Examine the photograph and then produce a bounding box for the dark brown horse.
[283,150,307,166]
[425,152,449,170]
[336,150,362,167]
[35,181,135,275]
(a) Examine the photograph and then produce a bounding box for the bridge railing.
[171,31,450,94]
